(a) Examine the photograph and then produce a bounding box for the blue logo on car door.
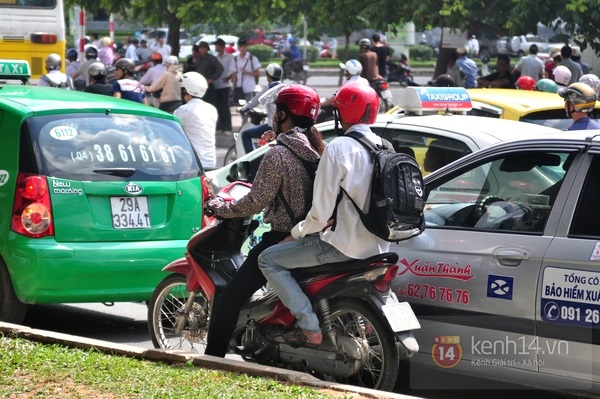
[487,275,514,300]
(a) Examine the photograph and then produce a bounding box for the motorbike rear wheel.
[223,145,237,166]
[148,273,210,353]
[325,298,400,392]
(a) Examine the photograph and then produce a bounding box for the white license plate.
[381,302,421,332]
[110,196,151,229]
[382,90,393,100]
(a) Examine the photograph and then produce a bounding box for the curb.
[309,68,434,78]
[0,321,421,399]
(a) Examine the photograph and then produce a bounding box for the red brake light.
[380,81,389,90]
[373,264,399,292]
[11,174,54,238]
[31,33,58,44]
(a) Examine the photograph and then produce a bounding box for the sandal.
[276,326,323,348]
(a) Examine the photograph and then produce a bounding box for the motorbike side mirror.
[229,161,251,182]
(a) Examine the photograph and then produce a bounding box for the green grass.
[0,336,351,399]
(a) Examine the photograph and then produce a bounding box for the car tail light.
[11,173,54,238]
[31,33,58,44]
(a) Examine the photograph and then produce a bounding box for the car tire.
[0,260,28,324]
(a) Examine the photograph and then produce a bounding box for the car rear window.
[520,109,600,130]
[25,113,202,181]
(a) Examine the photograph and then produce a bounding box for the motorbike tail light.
[11,173,54,238]
[380,81,389,90]
[373,264,399,292]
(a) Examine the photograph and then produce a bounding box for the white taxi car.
[396,130,600,394]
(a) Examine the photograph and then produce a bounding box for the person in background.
[321,59,368,107]
[89,33,100,49]
[430,73,456,87]
[445,51,463,87]
[193,41,224,106]
[370,33,390,79]
[230,38,261,126]
[139,52,165,108]
[213,38,235,135]
[98,37,114,69]
[553,65,572,89]
[467,35,480,58]
[579,74,600,98]
[558,45,583,85]
[257,83,386,348]
[357,38,381,83]
[136,39,153,63]
[516,75,536,90]
[38,53,72,89]
[513,44,544,81]
[545,48,561,79]
[66,48,86,91]
[151,36,172,60]
[125,38,140,63]
[477,55,515,88]
[455,46,478,88]
[71,46,98,87]
[282,37,303,79]
[558,82,600,130]
[571,47,591,75]
[174,72,218,169]
[144,55,182,113]
[183,44,199,74]
[535,78,559,93]
[112,58,147,104]
[84,62,113,96]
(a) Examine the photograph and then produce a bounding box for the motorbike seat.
[291,252,399,277]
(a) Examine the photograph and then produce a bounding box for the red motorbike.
[147,180,421,392]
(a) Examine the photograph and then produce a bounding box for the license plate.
[381,302,421,332]
[110,196,151,229]
[382,90,393,100]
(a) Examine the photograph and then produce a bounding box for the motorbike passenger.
[320,59,368,107]
[139,52,166,108]
[258,82,388,348]
[238,63,283,154]
[357,38,383,85]
[72,46,99,87]
[112,58,147,104]
[558,82,600,131]
[204,84,325,358]
[144,55,182,113]
[83,62,113,96]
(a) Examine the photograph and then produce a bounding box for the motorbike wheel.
[295,70,308,85]
[325,298,400,392]
[400,75,414,87]
[223,145,237,166]
[147,273,210,353]
[379,96,390,113]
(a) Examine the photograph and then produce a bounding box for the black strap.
[276,142,313,225]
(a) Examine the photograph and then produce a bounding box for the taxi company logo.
[124,183,143,195]
[398,258,475,281]
[487,274,513,300]
[432,335,462,368]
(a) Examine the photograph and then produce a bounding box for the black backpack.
[342,131,425,242]
[41,75,69,89]
[277,142,319,225]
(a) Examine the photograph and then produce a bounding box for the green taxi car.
[0,61,206,324]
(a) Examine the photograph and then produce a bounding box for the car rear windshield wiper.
[93,168,137,177]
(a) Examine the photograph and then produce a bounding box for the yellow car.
[466,88,600,130]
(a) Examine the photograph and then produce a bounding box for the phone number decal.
[397,283,470,305]
[71,144,180,164]
[541,266,600,328]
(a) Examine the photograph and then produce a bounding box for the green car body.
[0,84,204,323]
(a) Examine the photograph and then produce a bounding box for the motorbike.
[386,60,414,87]
[223,107,268,166]
[147,179,421,392]
[282,58,309,85]
[371,79,394,113]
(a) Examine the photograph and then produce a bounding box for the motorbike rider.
[258,82,388,348]
[112,58,147,104]
[204,84,325,358]
[535,78,559,93]
[83,62,113,96]
[239,63,283,154]
[144,55,182,113]
[320,59,368,107]
[139,52,166,108]
[38,53,72,89]
[516,75,536,90]
[357,38,382,85]
[282,37,303,79]
[558,82,600,131]
[72,46,99,86]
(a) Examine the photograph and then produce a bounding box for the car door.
[393,145,575,387]
[536,150,600,392]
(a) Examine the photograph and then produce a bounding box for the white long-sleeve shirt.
[291,124,390,259]
[174,98,217,168]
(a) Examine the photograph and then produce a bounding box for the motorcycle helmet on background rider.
[339,59,363,76]
[66,48,78,62]
[150,52,163,64]
[516,75,536,90]
[553,65,572,87]
[179,71,208,98]
[358,38,371,49]
[579,74,600,98]
[45,53,62,71]
[114,58,135,77]
[558,82,598,114]
[535,78,559,93]
[266,63,283,81]
[334,81,379,124]
[164,55,179,66]
[88,62,108,81]
[84,46,98,60]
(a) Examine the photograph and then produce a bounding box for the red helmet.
[334,82,379,124]
[516,75,536,90]
[276,84,320,121]
[151,52,163,62]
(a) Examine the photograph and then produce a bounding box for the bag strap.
[276,142,313,225]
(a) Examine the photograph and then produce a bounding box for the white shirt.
[125,43,139,62]
[347,75,369,86]
[291,124,390,259]
[174,98,218,169]
[38,70,72,89]
[150,43,172,60]
[229,52,260,94]
[214,52,234,89]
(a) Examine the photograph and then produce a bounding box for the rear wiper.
[93,168,137,177]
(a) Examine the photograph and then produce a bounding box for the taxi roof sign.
[0,60,31,83]
[399,86,472,115]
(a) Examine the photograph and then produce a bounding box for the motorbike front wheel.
[223,145,237,166]
[148,273,210,353]
[325,298,400,392]
[295,70,308,85]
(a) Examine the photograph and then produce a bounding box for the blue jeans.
[241,124,269,154]
[258,234,353,333]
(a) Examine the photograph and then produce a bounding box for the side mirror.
[229,161,251,182]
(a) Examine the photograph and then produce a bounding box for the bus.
[0,0,66,81]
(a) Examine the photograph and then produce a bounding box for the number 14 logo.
[432,335,462,368]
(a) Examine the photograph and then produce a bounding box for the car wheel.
[0,260,28,324]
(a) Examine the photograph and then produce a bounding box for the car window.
[373,127,471,175]
[570,154,600,238]
[26,114,201,181]
[425,150,571,233]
